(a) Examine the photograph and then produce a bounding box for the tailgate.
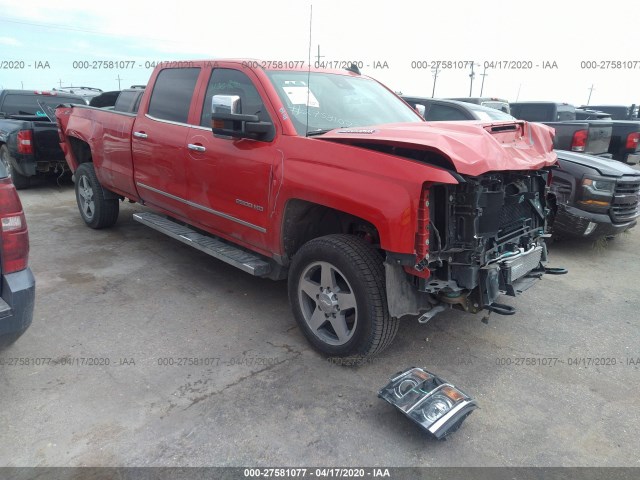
[586,121,613,155]
[32,121,65,162]
[611,121,640,154]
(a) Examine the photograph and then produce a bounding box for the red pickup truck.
[56,60,559,360]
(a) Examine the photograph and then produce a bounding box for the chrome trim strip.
[73,105,137,117]
[136,182,266,233]
[144,113,193,129]
[428,400,474,434]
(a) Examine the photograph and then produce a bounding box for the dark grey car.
[401,97,515,122]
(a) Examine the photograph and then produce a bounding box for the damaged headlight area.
[378,367,477,440]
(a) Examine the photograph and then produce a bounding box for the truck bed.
[57,104,138,198]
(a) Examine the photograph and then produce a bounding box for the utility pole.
[479,66,488,96]
[516,83,522,101]
[587,84,595,105]
[21,81,24,89]
[469,63,476,97]
[58,79,63,88]
[116,75,123,90]
[431,66,439,98]
[315,45,324,67]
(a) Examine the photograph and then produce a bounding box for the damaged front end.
[386,169,566,320]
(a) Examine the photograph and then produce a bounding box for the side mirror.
[414,104,426,118]
[211,94,273,140]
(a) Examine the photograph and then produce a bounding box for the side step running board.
[133,212,271,276]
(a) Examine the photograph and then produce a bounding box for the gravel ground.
[1,179,638,467]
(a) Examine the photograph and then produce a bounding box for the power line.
[479,67,488,96]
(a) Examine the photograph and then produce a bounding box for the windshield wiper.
[306,128,334,137]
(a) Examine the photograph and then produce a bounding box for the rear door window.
[511,104,555,122]
[147,68,200,123]
[114,91,142,113]
[425,104,469,121]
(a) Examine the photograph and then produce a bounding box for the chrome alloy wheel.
[77,174,95,220]
[297,261,358,346]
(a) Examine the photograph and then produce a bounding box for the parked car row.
[510,102,640,164]
[403,96,640,240]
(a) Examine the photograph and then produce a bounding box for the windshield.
[265,71,422,135]
[0,94,85,116]
[468,104,515,121]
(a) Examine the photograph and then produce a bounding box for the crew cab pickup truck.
[0,89,86,189]
[574,108,640,165]
[579,104,638,120]
[510,102,613,157]
[56,60,559,360]
[549,151,640,238]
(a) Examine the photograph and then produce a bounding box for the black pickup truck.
[510,102,612,157]
[0,89,85,189]
[549,151,640,238]
[575,108,640,165]
[579,104,638,120]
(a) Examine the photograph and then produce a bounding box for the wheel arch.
[281,199,383,263]
[67,136,93,169]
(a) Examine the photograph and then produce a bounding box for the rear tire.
[288,234,398,362]
[74,163,119,229]
[0,145,30,190]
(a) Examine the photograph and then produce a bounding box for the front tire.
[288,234,398,361]
[74,163,119,229]
[0,145,30,190]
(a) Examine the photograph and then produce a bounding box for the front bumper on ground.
[553,204,637,238]
[0,268,35,337]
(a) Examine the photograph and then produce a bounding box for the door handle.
[133,131,148,139]
[187,143,206,152]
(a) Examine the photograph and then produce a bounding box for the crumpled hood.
[318,121,558,176]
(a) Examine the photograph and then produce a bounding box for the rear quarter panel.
[59,106,137,197]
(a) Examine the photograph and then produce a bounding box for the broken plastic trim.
[378,367,478,440]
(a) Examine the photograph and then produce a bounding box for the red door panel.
[132,116,191,218]
[185,127,275,250]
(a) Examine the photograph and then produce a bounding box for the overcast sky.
[1,0,639,106]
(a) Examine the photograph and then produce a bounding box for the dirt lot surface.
[1,180,638,467]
